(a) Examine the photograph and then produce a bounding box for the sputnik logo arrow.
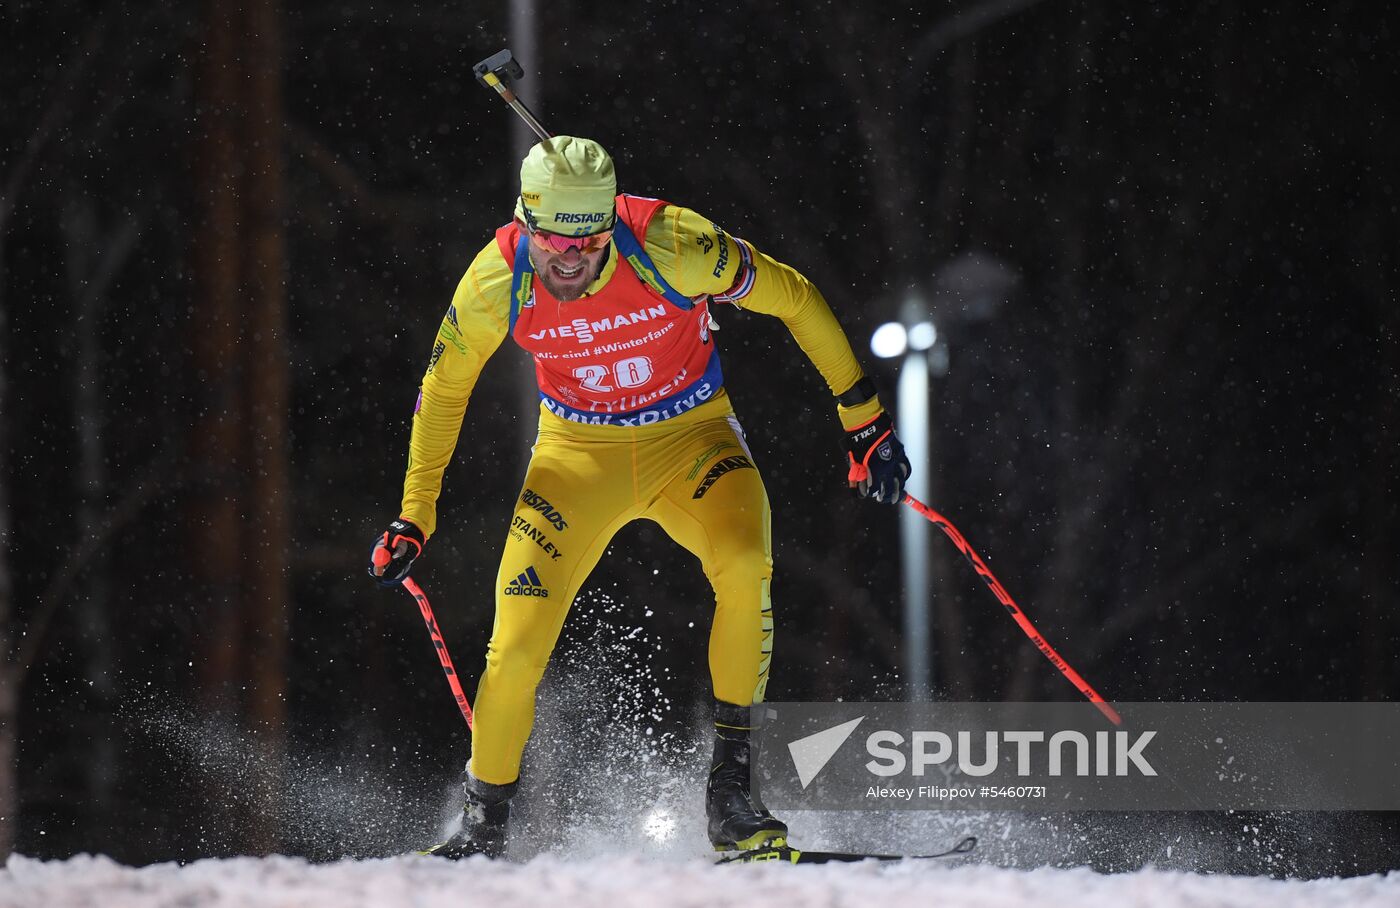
[787,716,865,789]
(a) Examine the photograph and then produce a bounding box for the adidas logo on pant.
[504,566,549,598]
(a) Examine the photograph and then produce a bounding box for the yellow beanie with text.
[513,136,617,236]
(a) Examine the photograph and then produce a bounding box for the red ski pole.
[901,494,1122,726]
[402,576,474,731]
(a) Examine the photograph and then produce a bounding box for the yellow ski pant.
[469,397,774,785]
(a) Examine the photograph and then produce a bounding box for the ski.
[716,834,977,865]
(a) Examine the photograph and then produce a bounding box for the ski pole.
[901,494,1122,726]
[473,48,552,142]
[401,576,474,731]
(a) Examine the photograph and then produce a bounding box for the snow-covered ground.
[7,601,1396,906]
[4,851,1399,908]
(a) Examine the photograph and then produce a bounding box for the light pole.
[871,314,943,702]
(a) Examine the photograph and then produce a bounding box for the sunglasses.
[522,222,614,254]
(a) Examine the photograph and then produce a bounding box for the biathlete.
[370,136,909,857]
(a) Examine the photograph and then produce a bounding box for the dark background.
[1,0,1395,872]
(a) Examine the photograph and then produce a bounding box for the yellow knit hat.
[514,136,617,236]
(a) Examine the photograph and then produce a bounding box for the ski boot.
[707,700,788,852]
[422,773,516,859]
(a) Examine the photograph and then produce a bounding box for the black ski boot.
[707,701,788,852]
[422,774,516,859]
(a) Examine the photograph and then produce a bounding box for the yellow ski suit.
[399,202,881,785]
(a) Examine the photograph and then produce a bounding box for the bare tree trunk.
[191,0,254,852]
[240,0,291,854]
[189,0,291,854]
[60,198,144,854]
[191,0,247,724]
[66,207,117,835]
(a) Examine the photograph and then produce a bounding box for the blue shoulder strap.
[508,235,535,336]
[610,217,695,311]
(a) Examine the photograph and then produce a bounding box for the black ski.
[717,835,977,865]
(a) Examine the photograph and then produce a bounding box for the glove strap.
[392,531,424,557]
[373,528,424,571]
[846,428,893,484]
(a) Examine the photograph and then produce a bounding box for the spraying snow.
[8,590,1395,906]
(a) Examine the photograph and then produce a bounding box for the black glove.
[844,412,911,505]
[369,518,425,586]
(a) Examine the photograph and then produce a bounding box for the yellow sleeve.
[644,205,883,429]
[399,240,511,538]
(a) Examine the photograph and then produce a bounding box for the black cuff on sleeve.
[836,376,878,408]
